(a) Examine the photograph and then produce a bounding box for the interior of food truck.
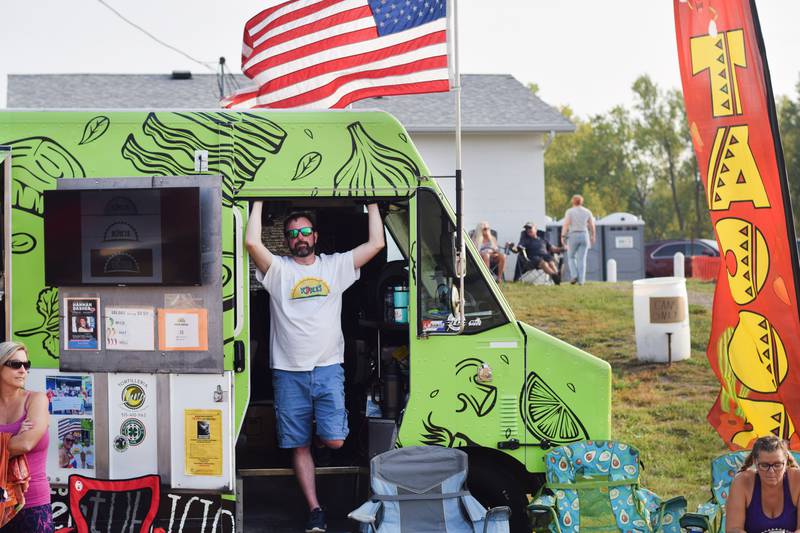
[240,197,412,472]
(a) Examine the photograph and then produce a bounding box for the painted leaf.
[37,287,59,321]
[292,152,322,181]
[11,232,36,254]
[43,334,59,359]
[15,287,60,359]
[304,128,314,139]
[78,116,110,145]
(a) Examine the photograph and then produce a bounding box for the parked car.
[645,239,719,277]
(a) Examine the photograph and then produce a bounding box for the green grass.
[502,279,725,507]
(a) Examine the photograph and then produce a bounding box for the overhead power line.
[96,0,215,72]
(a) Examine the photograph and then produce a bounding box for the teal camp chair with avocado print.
[680,450,800,533]
[529,441,686,533]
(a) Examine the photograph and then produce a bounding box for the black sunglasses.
[4,360,32,370]
[285,227,314,239]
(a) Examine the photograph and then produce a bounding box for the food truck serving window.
[43,187,202,286]
[416,189,508,335]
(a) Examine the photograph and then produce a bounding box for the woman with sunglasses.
[727,435,800,533]
[472,221,505,283]
[0,341,53,533]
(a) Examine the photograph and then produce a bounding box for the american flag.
[222,0,450,109]
[57,418,84,439]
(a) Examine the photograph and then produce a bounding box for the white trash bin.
[632,277,691,362]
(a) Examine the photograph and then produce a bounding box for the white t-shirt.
[256,252,360,371]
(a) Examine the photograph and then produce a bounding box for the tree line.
[542,75,800,242]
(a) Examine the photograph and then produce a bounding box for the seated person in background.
[472,221,505,282]
[508,222,563,284]
[726,435,800,533]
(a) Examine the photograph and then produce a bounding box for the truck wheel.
[467,458,534,533]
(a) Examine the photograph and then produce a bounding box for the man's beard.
[290,241,315,257]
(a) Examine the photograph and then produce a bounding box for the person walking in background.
[0,341,53,533]
[561,195,596,285]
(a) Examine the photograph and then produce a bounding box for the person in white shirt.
[245,201,384,533]
[561,195,596,285]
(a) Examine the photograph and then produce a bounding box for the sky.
[0,0,798,117]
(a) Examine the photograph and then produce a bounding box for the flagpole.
[449,0,466,332]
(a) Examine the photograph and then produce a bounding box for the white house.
[6,72,574,277]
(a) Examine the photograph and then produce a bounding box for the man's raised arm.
[352,203,386,268]
[245,200,274,273]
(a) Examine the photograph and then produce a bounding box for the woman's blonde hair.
[739,435,800,471]
[0,341,28,367]
[472,221,495,248]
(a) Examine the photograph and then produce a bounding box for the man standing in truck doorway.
[245,201,385,533]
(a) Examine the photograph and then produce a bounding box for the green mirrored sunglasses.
[285,227,314,239]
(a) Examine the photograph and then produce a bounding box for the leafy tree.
[544,106,638,220]
[544,84,696,240]
[631,76,695,235]
[778,80,800,233]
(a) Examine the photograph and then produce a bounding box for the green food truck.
[0,109,611,532]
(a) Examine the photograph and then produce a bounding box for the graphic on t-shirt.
[291,277,330,299]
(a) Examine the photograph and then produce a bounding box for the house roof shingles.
[7,73,573,133]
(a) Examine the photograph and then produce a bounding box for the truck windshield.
[416,189,508,335]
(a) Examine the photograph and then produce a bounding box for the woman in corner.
[0,341,53,533]
[472,221,505,282]
[726,435,800,533]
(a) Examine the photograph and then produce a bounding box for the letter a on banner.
[674,0,800,449]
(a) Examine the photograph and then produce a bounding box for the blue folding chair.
[349,446,511,533]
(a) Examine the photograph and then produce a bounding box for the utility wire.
[96,0,215,72]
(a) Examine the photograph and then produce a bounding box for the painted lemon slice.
[520,372,588,444]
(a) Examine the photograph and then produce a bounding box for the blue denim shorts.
[272,363,349,448]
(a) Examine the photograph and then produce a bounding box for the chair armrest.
[655,495,687,533]
[679,511,714,532]
[482,506,512,533]
[527,503,558,533]
[348,500,382,525]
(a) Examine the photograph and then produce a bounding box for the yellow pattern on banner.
[690,30,746,117]
[707,125,770,211]
[184,409,222,476]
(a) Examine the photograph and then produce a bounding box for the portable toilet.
[599,212,645,281]
[556,217,604,282]
[545,217,561,247]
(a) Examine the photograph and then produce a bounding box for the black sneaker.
[551,272,561,285]
[305,507,326,533]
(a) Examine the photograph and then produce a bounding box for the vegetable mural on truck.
[674,0,800,447]
[1,111,424,365]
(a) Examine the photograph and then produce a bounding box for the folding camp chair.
[516,249,560,285]
[348,446,511,533]
[55,474,165,533]
[529,441,686,533]
[680,450,800,533]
